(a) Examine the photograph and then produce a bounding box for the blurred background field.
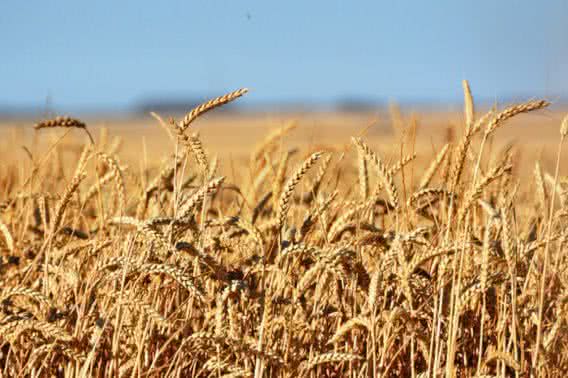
[1,107,566,174]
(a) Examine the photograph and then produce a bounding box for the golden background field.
[2,107,566,176]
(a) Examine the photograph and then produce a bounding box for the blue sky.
[1,1,567,111]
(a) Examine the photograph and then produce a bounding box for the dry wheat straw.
[1,83,565,377]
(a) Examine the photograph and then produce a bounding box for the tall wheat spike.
[178,88,249,131]
[276,152,322,233]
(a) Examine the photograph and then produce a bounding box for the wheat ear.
[178,88,248,131]
[34,116,94,143]
[276,152,322,233]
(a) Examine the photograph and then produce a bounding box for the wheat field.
[0,82,567,377]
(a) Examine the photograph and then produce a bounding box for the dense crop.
[0,82,566,377]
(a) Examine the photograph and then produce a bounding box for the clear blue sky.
[1,1,567,111]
